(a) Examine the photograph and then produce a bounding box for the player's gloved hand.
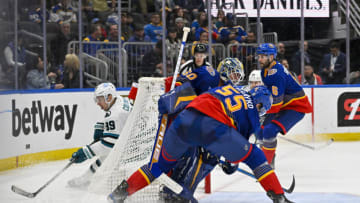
[93,122,104,142]
[70,145,95,163]
[199,147,219,165]
[219,160,239,175]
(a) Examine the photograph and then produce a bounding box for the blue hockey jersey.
[261,61,312,114]
[187,85,260,140]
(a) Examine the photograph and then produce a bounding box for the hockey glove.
[71,145,95,163]
[199,147,219,166]
[219,161,239,175]
[93,122,104,142]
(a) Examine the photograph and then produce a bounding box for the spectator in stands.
[140,40,166,77]
[239,30,257,70]
[144,13,163,42]
[92,0,116,22]
[120,13,133,42]
[349,70,360,84]
[26,55,63,89]
[215,10,226,29]
[298,64,323,85]
[280,58,298,80]
[174,0,205,17]
[51,22,76,67]
[91,18,107,40]
[3,33,27,88]
[83,24,102,56]
[167,6,190,26]
[135,0,155,16]
[61,53,81,88]
[191,11,206,36]
[319,40,346,84]
[194,16,219,43]
[190,30,213,59]
[218,13,246,45]
[28,3,49,26]
[290,40,312,75]
[174,17,185,41]
[276,42,286,61]
[166,27,181,67]
[126,24,152,70]
[49,0,77,24]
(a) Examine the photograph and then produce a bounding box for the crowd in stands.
[1,0,359,90]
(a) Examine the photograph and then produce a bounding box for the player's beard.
[260,58,271,69]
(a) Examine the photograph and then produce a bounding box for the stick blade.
[283,175,296,194]
[11,185,36,198]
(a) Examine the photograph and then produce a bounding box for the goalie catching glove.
[71,145,95,163]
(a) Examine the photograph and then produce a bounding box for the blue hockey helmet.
[249,85,272,116]
[256,43,277,58]
[217,57,245,85]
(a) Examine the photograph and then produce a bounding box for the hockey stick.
[170,26,191,89]
[219,160,295,194]
[279,136,334,150]
[151,27,191,195]
[11,141,97,198]
[11,159,75,198]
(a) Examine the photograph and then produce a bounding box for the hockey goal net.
[88,77,166,202]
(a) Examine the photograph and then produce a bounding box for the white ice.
[1,139,360,203]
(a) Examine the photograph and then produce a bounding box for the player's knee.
[263,123,282,140]
[243,144,267,170]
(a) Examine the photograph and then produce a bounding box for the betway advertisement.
[0,91,105,159]
[207,0,329,17]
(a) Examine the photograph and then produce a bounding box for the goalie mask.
[94,82,117,108]
[249,85,273,116]
[217,57,245,85]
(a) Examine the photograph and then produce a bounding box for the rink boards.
[0,85,359,171]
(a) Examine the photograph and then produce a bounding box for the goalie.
[67,82,133,188]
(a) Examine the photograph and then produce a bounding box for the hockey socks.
[254,164,284,195]
[262,145,276,164]
[243,144,283,195]
[126,165,156,195]
[262,122,281,164]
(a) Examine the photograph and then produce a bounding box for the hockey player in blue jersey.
[159,58,246,202]
[256,43,312,165]
[108,59,293,203]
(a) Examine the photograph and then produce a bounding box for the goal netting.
[88,77,166,202]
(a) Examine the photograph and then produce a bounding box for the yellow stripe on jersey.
[190,154,203,188]
[174,95,197,108]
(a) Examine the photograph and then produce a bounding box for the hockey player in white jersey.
[68,82,132,188]
[242,69,263,91]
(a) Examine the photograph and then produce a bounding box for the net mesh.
[88,77,165,202]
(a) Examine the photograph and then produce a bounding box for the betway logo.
[12,100,77,139]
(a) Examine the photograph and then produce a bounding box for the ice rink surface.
[1,139,360,203]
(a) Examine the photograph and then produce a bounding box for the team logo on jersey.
[268,69,277,76]
[337,92,360,127]
[105,111,111,118]
[206,66,216,76]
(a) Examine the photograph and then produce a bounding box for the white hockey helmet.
[94,82,117,106]
[249,70,262,82]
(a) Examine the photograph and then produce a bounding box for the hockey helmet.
[249,85,272,116]
[94,82,117,106]
[194,43,207,54]
[256,43,277,58]
[217,57,245,85]
[249,70,262,82]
